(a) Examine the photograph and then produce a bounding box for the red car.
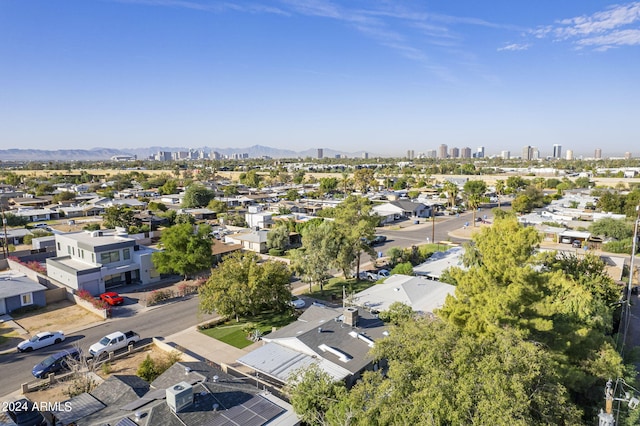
[100,292,124,306]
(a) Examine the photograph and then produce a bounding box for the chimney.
[344,307,359,327]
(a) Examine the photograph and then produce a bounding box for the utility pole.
[1,204,8,259]
[597,379,615,426]
[621,205,640,356]
[431,208,435,244]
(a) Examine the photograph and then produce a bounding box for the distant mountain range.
[0,145,375,161]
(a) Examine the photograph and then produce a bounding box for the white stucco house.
[46,230,161,295]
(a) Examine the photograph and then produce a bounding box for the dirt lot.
[13,300,104,334]
[25,346,177,404]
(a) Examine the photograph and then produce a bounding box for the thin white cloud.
[497,43,530,52]
[533,2,640,50]
[576,28,640,49]
[114,0,289,16]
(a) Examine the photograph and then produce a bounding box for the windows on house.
[100,251,121,264]
[123,248,130,260]
[21,293,33,306]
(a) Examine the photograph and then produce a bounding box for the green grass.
[305,277,376,302]
[199,310,298,349]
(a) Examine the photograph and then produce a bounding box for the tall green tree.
[333,195,378,279]
[287,364,347,426]
[442,181,459,209]
[199,252,291,320]
[102,205,136,229]
[267,223,290,252]
[462,180,487,225]
[437,216,624,417]
[325,318,583,425]
[289,221,341,292]
[181,184,214,208]
[152,223,213,279]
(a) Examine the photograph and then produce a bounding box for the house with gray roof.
[351,274,455,315]
[0,270,47,315]
[51,362,298,426]
[238,305,388,388]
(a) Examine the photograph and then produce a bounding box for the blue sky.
[1,0,639,158]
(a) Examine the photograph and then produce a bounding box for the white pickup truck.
[89,330,140,358]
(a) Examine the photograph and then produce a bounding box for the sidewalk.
[160,320,260,374]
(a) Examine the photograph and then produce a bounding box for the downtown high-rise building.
[461,147,472,158]
[317,148,323,159]
[522,146,533,160]
[566,149,574,160]
[595,148,602,159]
[553,144,562,159]
[407,150,415,160]
[501,150,510,159]
[449,147,459,158]
[438,144,448,159]
[476,146,485,158]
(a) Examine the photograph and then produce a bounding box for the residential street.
[0,294,215,396]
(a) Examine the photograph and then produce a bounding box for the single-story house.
[372,201,431,224]
[238,305,388,388]
[11,208,60,222]
[51,361,298,426]
[0,228,33,246]
[413,246,466,280]
[0,270,47,315]
[351,274,455,315]
[224,229,269,253]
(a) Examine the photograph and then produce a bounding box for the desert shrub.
[146,289,173,306]
[136,351,182,382]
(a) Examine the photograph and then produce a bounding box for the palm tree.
[495,180,505,208]
[443,181,459,209]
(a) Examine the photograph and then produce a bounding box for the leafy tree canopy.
[152,223,213,279]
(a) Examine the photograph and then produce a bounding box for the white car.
[290,296,306,309]
[17,331,65,352]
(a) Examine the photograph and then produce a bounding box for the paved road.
[368,209,481,257]
[0,295,215,396]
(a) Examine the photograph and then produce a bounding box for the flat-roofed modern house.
[46,230,161,295]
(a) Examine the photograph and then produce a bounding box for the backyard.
[198,310,298,349]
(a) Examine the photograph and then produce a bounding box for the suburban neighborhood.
[1,157,640,425]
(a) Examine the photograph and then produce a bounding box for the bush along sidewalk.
[145,278,205,307]
[77,289,112,317]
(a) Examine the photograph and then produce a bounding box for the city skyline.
[1,1,639,156]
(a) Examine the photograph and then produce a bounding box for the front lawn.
[199,310,297,349]
[305,277,376,303]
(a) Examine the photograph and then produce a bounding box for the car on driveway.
[100,291,124,306]
[290,296,306,309]
[17,331,65,352]
[366,269,390,281]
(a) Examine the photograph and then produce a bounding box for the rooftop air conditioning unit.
[166,381,193,413]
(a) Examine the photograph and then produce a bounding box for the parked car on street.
[17,331,65,352]
[372,235,387,245]
[89,330,140,358]
[100,292,124,306]
[32,347,81,379]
